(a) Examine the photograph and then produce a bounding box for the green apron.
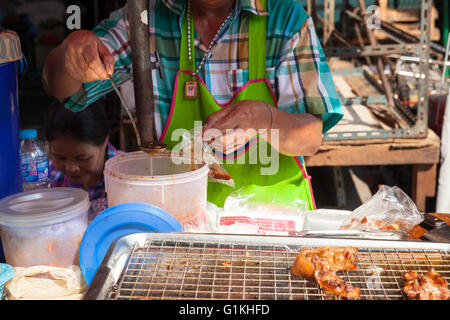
[159,1,317,210]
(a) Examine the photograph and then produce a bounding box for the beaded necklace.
[184,0,233,99]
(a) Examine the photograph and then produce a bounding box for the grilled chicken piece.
[291,247,360,299]
[315,268,361,299]
[403,268,449,300]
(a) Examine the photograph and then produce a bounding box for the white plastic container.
[0,187,89,267]
[104,151,209,230]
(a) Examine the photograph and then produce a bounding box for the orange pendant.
[184,80,198,99]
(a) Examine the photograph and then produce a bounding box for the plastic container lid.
[79,202,184,284]
[0,187,90,227]
[0,263,14,298]
[20,129,37,139]
[104,151,209,186]
[0,29,23,64]
[0,263,14,286]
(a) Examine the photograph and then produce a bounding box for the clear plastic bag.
[341,185,424,232]
[172,128,235,187]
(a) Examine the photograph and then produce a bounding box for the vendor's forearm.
[268,108,323,157]
[42,44,83,99]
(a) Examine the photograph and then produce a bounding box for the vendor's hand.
[202,100,272,154]
[62,30,115,82]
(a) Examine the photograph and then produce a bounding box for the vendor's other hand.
[62,30,115,82]
[202,100,272,154]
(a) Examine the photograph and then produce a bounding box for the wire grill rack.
[102,235,449,300]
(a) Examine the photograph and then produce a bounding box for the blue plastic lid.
[79,202,184,285]
[20,129,37,139]
[0,263,14,286]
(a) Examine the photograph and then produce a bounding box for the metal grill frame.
[83,233,450,300]
[318,0,435,141]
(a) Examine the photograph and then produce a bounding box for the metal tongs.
[109,75,167,153]
[293,229,411,240]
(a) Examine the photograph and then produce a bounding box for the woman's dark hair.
[45,100,111,146]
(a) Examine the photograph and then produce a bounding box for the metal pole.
[323,0,335,46]
[357,1,394,107]
[414,0,432,137]
[445,0,449,77]
[127,0,156,145]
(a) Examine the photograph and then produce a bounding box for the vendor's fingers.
[65,54,92,82]
[203,111,257,152]
[66,47,104,82]
[209,130,251,154]
[208,135,225,151]
[208,108,244,134]
[82,42,110,80]
[98,41,115,76]
[208,135,236,153]
[62,30,112,82]
[223,129,255,152]
[213,136,248,154]
[207,107,241,133]
[202,106,235,134]
[223,135,248,154]
[202,127,224,145]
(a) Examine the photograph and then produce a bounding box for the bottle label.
[22,159,49,183]
[37,160,49,181]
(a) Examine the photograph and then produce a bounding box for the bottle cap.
[21,129,37,139]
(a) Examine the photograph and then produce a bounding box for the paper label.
[219,215,297,235]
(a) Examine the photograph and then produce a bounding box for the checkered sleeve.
[61,6,132,111]
[276,17,343,133]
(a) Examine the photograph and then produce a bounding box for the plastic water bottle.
[20,129,50,191]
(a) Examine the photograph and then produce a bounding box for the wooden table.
[305,129,441,212]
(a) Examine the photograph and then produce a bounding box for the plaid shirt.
[49,142,124,221]
[62,0,343,137]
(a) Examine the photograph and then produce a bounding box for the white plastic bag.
[4,265,87,300]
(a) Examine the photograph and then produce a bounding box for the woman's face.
[49,135,108,189]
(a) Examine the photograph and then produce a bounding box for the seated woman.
[45,100,124,220]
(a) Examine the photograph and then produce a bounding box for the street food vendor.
[42,0,343,210]
[45,100,124,220]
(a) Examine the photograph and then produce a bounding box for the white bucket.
[104,151,209,230]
